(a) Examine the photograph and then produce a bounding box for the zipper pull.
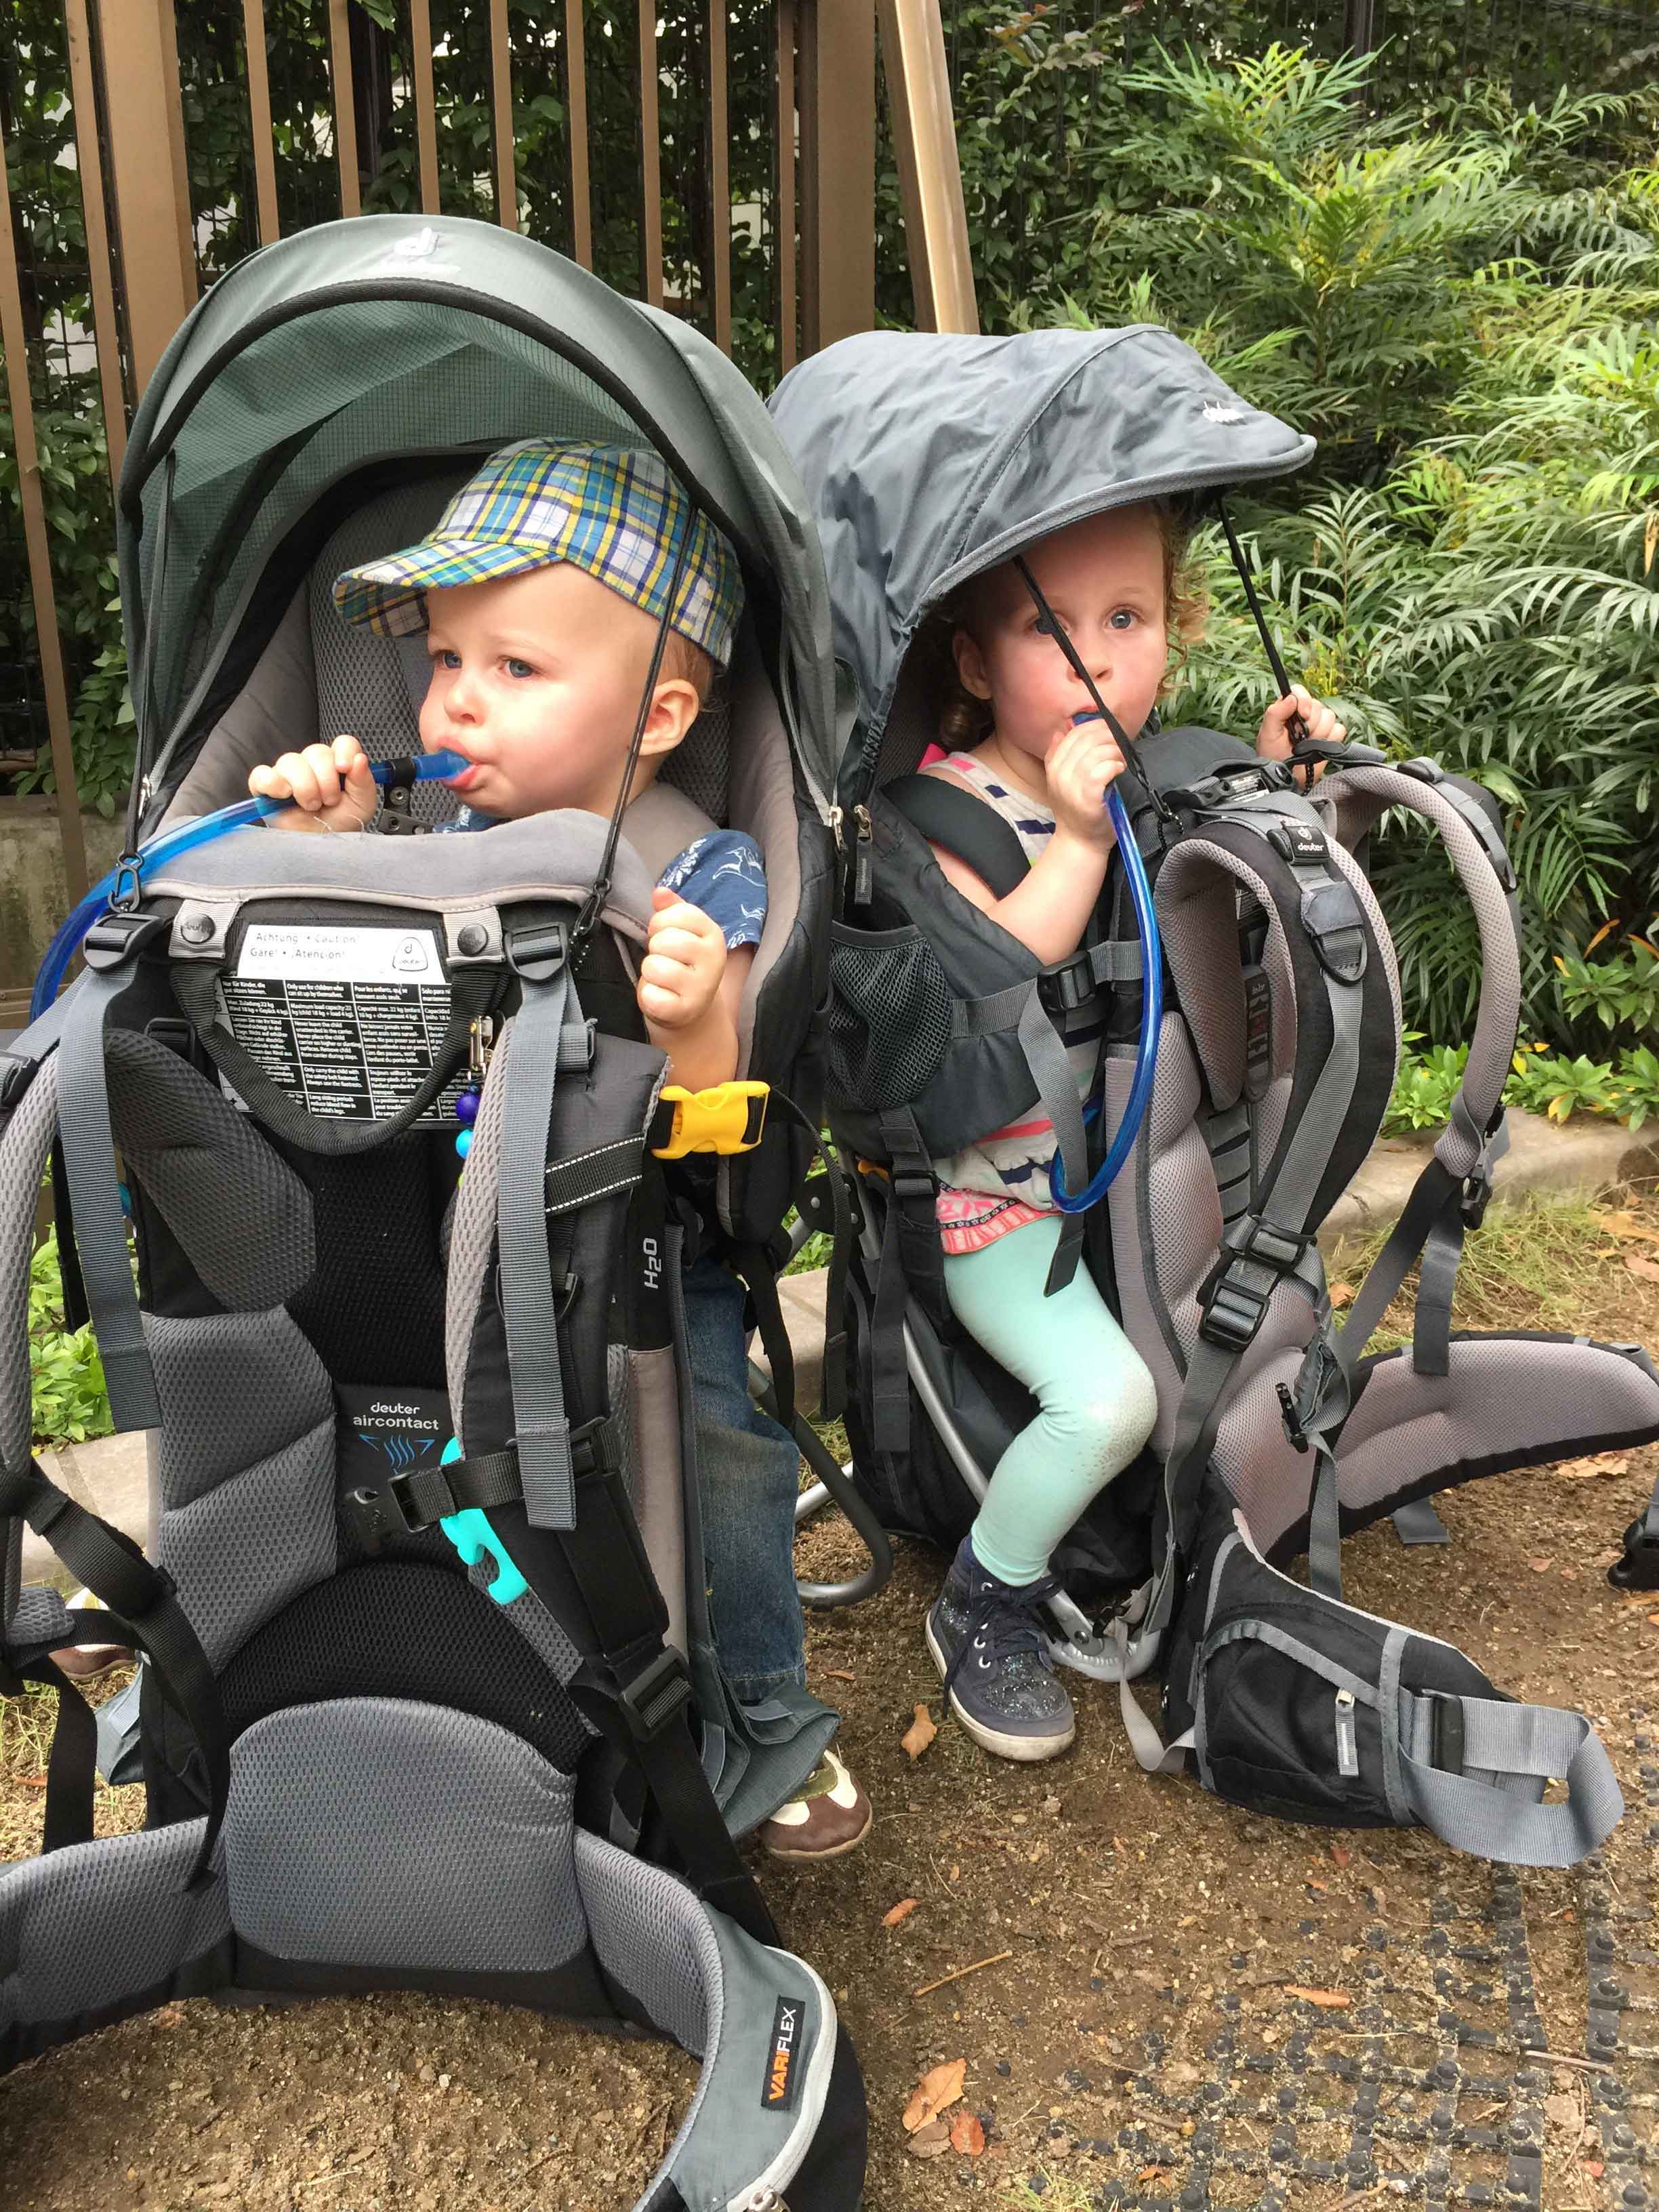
[1334,1687,1358,1778]
[853,803,874,908]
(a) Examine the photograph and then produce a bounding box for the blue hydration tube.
[29,750,468,1021]
[1047,720,1164,1214]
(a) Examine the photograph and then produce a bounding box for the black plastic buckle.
[505,920,568,985]
[1275,1381,1309,1452]
[1608,1517,1659,1591]
[890,1166,937,1208]
[81,912,167,972]
[1240,1217,1311,1271]
[1460,1163,1496,1231]
[1197,1260,1271,1351]
[1422,1689,1466,1774]
[1038,950,1095,1015]
[617,1647,693,1743]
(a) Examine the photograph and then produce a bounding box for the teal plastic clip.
[438,1437,527,1605]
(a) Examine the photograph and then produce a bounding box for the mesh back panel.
[223,1698,586,1972]
[574,1828,720,2057]
[0,1818,227,2028]
[146,1307,332,1509]
[157,1414,336,1671]
[107,1030,315,1312]
[283,1134,450,1386]
[0,1060,60,1488]
[219,1561,592,1773]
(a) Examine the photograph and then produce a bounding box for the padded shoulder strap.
[884,774,1029,899]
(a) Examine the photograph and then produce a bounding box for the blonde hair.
[923,500,1208,752]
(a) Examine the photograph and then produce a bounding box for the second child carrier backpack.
[771,325,1659,1870]
[0,218,867,2210]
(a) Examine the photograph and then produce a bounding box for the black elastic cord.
[1010,554,1176,827]
[1214,499,1309,749]
[571,497,699,958]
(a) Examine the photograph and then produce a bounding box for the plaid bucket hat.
[333,438,744,668]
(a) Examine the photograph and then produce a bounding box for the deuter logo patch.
[761,1994,804,2112]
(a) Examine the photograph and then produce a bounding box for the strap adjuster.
[617,1647,693,1742]
[1038,950,1095,1015]
[1420,1689,1466,1774]
[81,912,167,972]
[505,920,567,984]
[1239,1216,1310,1271]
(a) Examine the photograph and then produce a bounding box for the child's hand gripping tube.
[1047,715,1164,1213]
[29,750,469,1020]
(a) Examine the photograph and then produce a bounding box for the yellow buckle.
[651,1080,769,1159]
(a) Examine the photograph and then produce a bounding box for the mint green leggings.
[943,1214,1160,1588]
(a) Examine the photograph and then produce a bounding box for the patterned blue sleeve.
[656,831,769,951]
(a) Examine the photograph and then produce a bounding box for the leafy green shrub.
[28,1229,111,1447]
[1384,1035,1659,1134]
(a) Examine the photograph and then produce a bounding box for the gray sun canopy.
[769,325,1316,811]
[117,213,838,833]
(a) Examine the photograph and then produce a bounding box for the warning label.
[220,923,468,1123]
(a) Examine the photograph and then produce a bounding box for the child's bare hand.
[1256,686,1346,778]
[638,888,727,1031]
[249,735,377,832]
[1045,715,1126,848]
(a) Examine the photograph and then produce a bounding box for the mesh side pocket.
[826,923,953,1113]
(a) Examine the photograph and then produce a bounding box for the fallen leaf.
[1328,1280,1355,1309]
[1593,1209,1659,1246]
[903,2057,966,2131]
[901,1704,937,1761]
[17,1773,46,1789]
[1530,1557,1553,1573]
[822,1668,855,1683]
[1556,1452,1630,1480]
[1584,2160,1605,2179]
[1139,2167,1172,2184]
[1330,1844,1351,1868]
[883,1897,920,1928]
[906,2118,951,2159]
[950,2111,985,2156]
[1307,1878,1328,1893]
[1284,1986,1353,2009]
[1624,1252,1659,1284]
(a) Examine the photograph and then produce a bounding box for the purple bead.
[455,1089,480,1126]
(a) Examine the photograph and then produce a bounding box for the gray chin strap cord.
[571,499,697,962]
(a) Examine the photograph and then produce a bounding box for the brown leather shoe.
[758,1745,872,1862]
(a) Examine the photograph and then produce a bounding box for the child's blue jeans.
[680,1252,807,1706]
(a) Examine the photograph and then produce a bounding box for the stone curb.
[26,1112,1657,1587]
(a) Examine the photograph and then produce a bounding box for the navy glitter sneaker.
[924,1536,1075,1761]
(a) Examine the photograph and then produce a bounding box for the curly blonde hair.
[920,500,1208,753]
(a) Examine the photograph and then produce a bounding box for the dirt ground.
[2,1200,1657,2212]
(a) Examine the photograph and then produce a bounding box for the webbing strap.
[1397,1691,1623,1867]
[1016,988,1088,1297]
[58,970,160,1431]
[497,956,579,1529]
[0,1456,228,1887]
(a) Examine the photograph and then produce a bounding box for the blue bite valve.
[1047,711,1164,1212]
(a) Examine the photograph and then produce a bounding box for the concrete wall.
[0,802,129,994]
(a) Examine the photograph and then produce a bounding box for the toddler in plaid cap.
[251,438,756,1091]
[246,440,873,1864]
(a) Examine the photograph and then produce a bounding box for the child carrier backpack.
[771,324,1659,1868]
[0,216,867,2210]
